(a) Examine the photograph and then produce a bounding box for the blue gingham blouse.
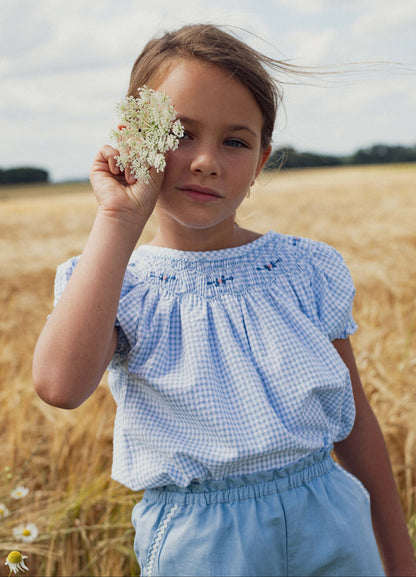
[54,231,358,490]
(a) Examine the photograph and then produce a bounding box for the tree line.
[0,167,49,185]
[264,143,416,171]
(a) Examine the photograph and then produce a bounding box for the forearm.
[334,408,416,575]
[33,209,146,408]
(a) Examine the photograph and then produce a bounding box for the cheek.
[158,151,184,197]
[166,145,187,163]
[163,148,185,178]
[230,155,259,184]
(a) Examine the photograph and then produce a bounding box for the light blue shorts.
[132,447,385,576]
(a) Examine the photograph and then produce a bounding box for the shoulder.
[267,231,346,268]
[276,233,355,291]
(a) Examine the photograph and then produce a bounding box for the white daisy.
[5,551,29,574]
[13,523,39,543]
[0,502,10,519]
[10,487,29,500]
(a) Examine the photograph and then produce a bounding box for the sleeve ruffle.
[52,257,145,358]
[113,266,148,356]
[310,242,358,341]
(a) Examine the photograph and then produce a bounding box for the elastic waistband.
[143,446,335,505]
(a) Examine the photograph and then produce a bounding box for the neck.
[149,221,261,252]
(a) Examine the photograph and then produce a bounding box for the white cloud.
[285,29,337,64]
[352,0,416,36]
[272,0,333,13]
[1,1,159,79]
[278,73,416,154]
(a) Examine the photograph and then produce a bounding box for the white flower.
[0,502,10,519]
[13,523,39,543]
[10,487,29,500]
[111,85,184,184]
[5,551,29,574]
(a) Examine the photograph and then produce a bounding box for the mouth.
[179,184,222,202]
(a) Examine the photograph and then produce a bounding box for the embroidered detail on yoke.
[207,276,234,287]
[150,273,176,282]
[256,258,282,271]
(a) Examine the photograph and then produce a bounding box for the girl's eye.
[225,139,248,148]
[180,131,192,140]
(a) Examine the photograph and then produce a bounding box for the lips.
[179,184,222,198]
[179,184,222,203]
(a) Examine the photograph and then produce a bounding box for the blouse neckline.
[135,230,275,261]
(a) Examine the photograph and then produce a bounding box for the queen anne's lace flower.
[111,86,184,184]
[13,523,39,543]
[5,551,29,574]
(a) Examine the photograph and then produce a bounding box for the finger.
[91,145,119,175]
[105,147,122,176]
[124,164,137,185]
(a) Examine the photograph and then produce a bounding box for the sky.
[1,0,416,182]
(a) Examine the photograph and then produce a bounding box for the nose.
[190,144,221,177]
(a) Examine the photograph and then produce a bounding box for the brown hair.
[127,24,296,149]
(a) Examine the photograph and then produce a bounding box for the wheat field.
[1,165,415,576]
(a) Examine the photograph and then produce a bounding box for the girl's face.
[152,58,271,248]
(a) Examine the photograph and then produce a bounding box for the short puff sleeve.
[310,242,358,341]
[52,256,130,357]
[111,265,149,357]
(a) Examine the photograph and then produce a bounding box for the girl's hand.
[89,145,164,224]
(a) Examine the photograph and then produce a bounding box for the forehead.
[154,59,263,130]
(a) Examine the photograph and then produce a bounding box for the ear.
[252,145,272,185]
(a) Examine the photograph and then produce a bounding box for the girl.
[33,24,415,576]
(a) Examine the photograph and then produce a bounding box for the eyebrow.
[178,116,258,138]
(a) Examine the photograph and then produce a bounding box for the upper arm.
[332,336,381,462]
[332,336,370,412]
[332,337,372,461]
